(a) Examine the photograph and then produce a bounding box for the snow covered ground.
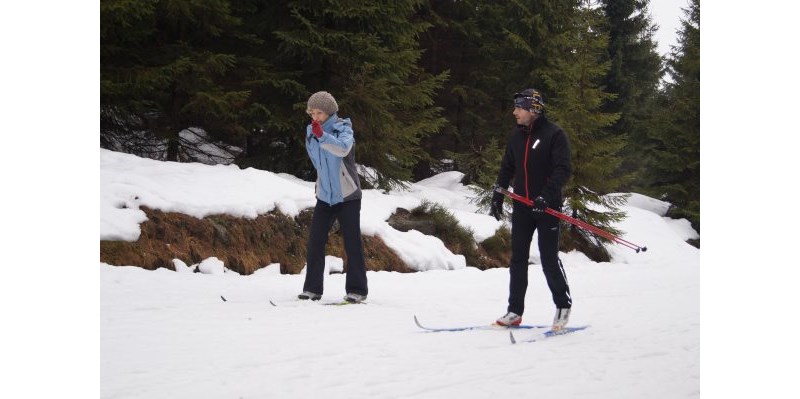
[99,150,700,398]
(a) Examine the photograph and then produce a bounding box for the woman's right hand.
[311,120,323,138]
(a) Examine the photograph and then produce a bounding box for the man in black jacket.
[489,88,573,331]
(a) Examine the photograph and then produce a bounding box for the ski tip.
[220,295,227,302]
[269,300,277,307]
[509,331,517,344]
[413,315,423,328]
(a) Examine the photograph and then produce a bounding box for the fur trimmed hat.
[306,91,339,115]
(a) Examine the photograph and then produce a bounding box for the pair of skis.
[268,299,366,307]
[220,296,366,306]
[413,315,589,344]
[233,297,586,343]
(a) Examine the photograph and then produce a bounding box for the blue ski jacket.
[305,114,362,206]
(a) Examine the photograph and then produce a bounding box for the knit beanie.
[307,91,339,115]
[513,88,545,114]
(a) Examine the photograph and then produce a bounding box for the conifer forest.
[101,0,700,246]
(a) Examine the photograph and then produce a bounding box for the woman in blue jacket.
[298,91,368,303]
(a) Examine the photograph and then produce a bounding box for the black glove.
[533,195,549,212]
[489,190,505,221]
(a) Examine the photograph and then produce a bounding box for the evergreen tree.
[415,1,581,184]
[541,0,624,261]
[642,0,700,232]
[445,137,505,211]
[414,1,520,182]
[100,0,278,162]
[274,0,448,190]
[228,0,318,179]
[600,0,664,185]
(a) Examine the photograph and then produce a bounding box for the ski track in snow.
[101,255,699,399]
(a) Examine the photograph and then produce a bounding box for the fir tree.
[541,0,624,261]
[415,1,522,182]
[642,0,700,232]
[445,137,505,212]
[227,0,317,179]
[415,1,578,186]
[100,0,277,163]
[274,0,448,190]
[600,0,664,185]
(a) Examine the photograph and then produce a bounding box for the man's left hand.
[533,196,548,211]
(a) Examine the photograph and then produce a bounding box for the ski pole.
[494,187,648,253]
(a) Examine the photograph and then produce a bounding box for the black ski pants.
[507,201,571,315]
[303,199,368,296]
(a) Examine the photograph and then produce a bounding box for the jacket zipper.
[322,147,333,201]
[523,123,534,200]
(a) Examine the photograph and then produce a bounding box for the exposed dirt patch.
[387,203,511,270]
[558,226,611,262]
[100,207,411,274]
[475,225,511,269]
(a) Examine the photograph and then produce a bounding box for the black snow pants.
[507,201,571,315]
[303,199,368,296]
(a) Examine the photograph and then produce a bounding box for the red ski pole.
[494,187,647,253]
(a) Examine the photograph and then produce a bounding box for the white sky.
[650,0,689,57]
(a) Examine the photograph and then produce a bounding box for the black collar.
[516,114,546,131]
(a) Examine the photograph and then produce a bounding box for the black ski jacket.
[496,115,572,207]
